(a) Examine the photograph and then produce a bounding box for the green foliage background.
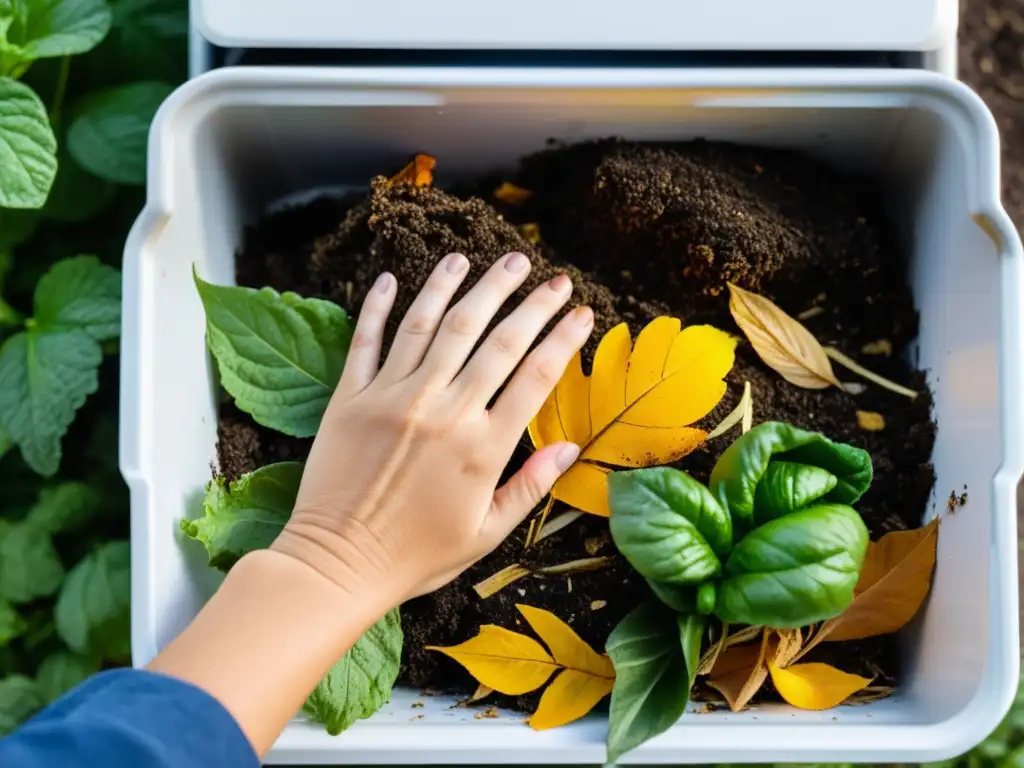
[0,0,1020,763]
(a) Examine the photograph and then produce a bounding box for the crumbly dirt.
[222,140,936,708]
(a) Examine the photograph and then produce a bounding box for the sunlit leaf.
[388,154,435,187]
[768,661,871,710]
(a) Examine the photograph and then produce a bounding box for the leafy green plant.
[604,421,873,761]
[0,0,186,736]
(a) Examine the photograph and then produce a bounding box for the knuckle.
[349,330,376,350]
[402,313,435,336]
[445,308,476,337]
[527,356,561,388]
[488,329,520,357]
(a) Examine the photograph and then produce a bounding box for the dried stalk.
[824,347,918,400]
[708,381,753,440]
[524,518,537,549]
[534,510,584,544]
[741,381,753,434]
[526,496,556,547]
[473,564,531,599]
[535,556,613,576]
[797,306,825,321]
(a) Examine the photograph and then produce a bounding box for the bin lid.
[195,0,956,52]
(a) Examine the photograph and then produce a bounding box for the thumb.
[487,442,580,539]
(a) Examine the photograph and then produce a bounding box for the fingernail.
[504,252,529,273]
[573,306,594,329]
[446,253,468,275]
[374,273,394,293]
[549,274,571,293]
[555,444,580,472]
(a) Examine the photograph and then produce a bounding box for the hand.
[273,251,594,605]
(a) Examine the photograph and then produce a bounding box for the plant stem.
[49,55,70,125]
[824,347,918,400]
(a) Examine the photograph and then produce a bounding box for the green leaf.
[55,540,130,661]
[0,601,26,647]
[67,81,173,185]
[0,77,57,209]
[753,461,838,523]
[34,254,120,340]
[43,149,115,223]
[717,504,869,628]
[2,0,111,64]
[709,421,873,533]
[0,519,63,603]
[0,207,39,251]
[106,0,187,82]
[677,612,705,690]
[0,328,101,475]
[182,462,302,571]
[27,481,101,533]
[195,273,353,437]
[0,256,120,475]
[646,580,694,613]
[303,608,403,735]
[608,468,726,585]
[0,675,44,735]
[37,650,97,702]
[606,602,691,763]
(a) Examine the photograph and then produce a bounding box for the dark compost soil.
[220,140,936,709]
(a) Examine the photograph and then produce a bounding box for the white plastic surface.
[122,66,1023,765]
[194,0,957,52]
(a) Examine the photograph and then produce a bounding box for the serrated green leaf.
[303,609,403,735]
[0,77,57,209]
[37,650,97,702]
[27,481,101,533]
[0,519,63,603]
[34,254,120,340]
[195,273,353,437]
[43,150,115,223]
[67,81,173,185]
[0,675,44,735]
[1,0,111,64]
[0,328,101,475]
[0,602,26,647]
[55,540,129,661]
[182,462,302,571]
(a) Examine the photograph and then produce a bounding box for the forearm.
[147,549,393,755]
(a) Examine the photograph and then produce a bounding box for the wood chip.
[566,576,573,594]
[583,534,607,556]
[856,411,886,431]
[412,702,424,708]
[861,339,893,357]
[474,707,500,720]
[590,600,607,611]
[797,306,825,321]
[473,564,531,599]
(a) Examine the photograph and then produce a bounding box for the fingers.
[335,272,397,396]
[488,306,594,447]
[485,442,580,540]
[378,254,470,383]
[454,274,574,407]
[418,252,533,383]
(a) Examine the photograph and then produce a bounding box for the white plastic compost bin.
[121,66,1023,765]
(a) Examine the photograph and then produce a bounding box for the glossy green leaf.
[677,613,706,689]
[55,541,130,661]
[37,650,97,702]
[303,608,403,735]
[27,481,102,533]
[606,603,691,763]
[0,77,57,209]
[1,0,111,63]
[717,504,869,628]
[647,580,694,613]
[0,520,63,603]
[0,675,44,735]
[67,81,174,184]
[182,462,302,571]
[609,467,726,585]
[710,421,872,532]
[0,602,25,647]
[753,461,838,523]
[195,273,353,437]
[106,0,187,82]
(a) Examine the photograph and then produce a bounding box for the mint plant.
[0,0,186,735]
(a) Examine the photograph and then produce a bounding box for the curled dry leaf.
[816,517,939,644]
[425,605,614,731]
[388,154,436,187]
[697,623,764,676]
[767,661,872,711]
[494,182,534,205]
[856,411,886,431]
[529,317,736,517]
[706,628,803,712]
[707,381,752,440]
[727,283,842,390]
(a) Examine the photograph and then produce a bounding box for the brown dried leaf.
[706,629,802,711]
[389,154,436,187]
[697,623,764,677]
[494,182,534,205]
[856,411,886,431]
[727,283,842,390]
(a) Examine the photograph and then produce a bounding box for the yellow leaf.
[425,625,557,695]
[706,628,802,712]
[532,317,735,517]
[494,182,534,205]
[517,604,615,679]
[530,669,615,730]
[768,661,872,710]
[818,517,939,642]
[727,283,842,390]
[389,154,436,187]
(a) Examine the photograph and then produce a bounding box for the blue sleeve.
[0,668,259,768]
